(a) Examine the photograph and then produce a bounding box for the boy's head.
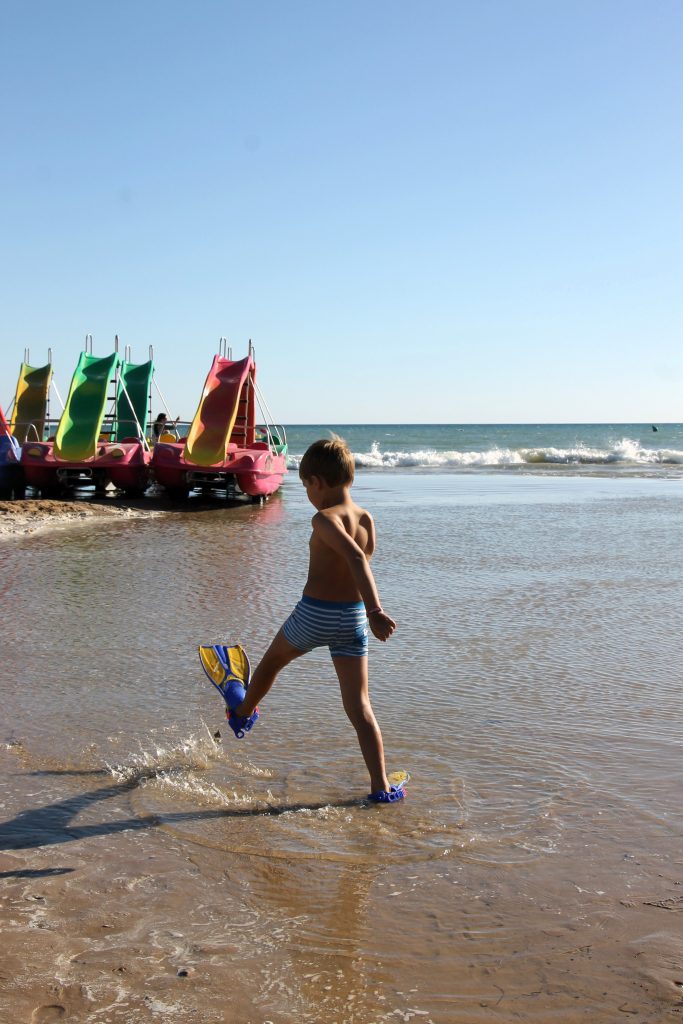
[299,436,355,488]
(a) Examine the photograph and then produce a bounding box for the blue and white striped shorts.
[282,596,369,658]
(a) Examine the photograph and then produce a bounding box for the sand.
[0,499,163,539]
[2,474,683,1022]
[0,491,245,538]
[3,759,683,1024]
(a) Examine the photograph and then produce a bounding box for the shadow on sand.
[0,768,364,853]
[0,867,75,879]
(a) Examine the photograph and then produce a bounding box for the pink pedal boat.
[151,343,287,501]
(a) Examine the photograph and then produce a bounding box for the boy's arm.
[312,513,396,641]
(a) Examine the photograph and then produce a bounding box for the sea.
[279,421,683,474]
[1,423,682,1022]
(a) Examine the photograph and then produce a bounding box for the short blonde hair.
[299,436,355,486]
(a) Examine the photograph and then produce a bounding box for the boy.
[233,437,403,802]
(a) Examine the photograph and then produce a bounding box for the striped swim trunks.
[282,596,369,658]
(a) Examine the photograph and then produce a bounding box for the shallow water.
[2,473,683,1021]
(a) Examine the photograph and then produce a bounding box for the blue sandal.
[198,644,260,739]
[367,780,407,803]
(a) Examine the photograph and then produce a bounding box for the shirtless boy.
[234,437,402,802]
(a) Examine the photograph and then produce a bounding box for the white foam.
[288,437,683,471]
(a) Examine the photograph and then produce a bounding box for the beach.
[3,0,681,1014]
[1,468,683,1022]
[0,499,162,539]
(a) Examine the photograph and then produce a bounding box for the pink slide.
[151,349,287,500]
[183,355,253,467]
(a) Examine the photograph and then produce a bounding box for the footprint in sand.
[31,1006,66,1023]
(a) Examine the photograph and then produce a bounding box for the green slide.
[115,359,153,441]
[54,352,120,462]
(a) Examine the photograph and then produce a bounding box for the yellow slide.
[10,362,52,443]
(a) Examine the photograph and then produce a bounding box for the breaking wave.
[288,438,683,471]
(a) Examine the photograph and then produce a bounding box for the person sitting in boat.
[153,413,179,440]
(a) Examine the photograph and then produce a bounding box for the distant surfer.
[651,425,659,432]
[230,437,404,803]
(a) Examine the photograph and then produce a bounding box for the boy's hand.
[368,608,396,642]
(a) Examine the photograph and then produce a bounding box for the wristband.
[367,606,383,616]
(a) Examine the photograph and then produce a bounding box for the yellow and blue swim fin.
[198,644,259,739]
[198,643,251,689]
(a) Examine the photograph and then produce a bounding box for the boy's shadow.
[0,769,363,852]
[0,867,75,879]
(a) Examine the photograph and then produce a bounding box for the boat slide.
[6,338,286,501]
[116,359,154,442]
[184,354,253,466]
[54,351,121,461]
[22,345,154,496]
[9,359,53,444]
[152,344,287,499]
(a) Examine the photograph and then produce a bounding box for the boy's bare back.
[303,499,376,603]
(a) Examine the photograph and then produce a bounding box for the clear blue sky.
[1,0,681,423]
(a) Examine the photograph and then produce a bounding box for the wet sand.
[0,498,161,539]
[0,492,246,539]
[1,474,683,1022]
[2,742,683,1024]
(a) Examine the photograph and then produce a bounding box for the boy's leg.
[332,655,389,795]
[236,629,304,717]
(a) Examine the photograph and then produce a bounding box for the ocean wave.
[287,438,683,471]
